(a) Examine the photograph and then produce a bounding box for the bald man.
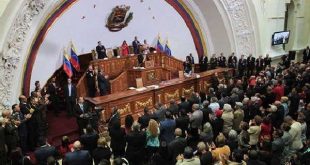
[168,128,187,164]
[63,141,92,165]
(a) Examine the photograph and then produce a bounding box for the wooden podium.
[128,66,162,87]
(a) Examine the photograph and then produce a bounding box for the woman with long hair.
[121,40,129,56]
[146,119,160,160]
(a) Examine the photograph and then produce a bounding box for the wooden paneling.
[77,53,184,97]
[85,68,232,124]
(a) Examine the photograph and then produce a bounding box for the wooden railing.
[76,53,184,97]
[110,71,128,93]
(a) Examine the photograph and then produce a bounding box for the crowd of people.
[0,47,310,165]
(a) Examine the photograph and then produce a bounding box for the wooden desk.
[77,53,184,96]
[85,68,232,124]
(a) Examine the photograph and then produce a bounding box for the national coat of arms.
[106,5,133,32]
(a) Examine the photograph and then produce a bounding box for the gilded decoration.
[147,71,156,81]
[117,103,131,115]
[135,97,153,109]
[165,89,179,101]
[182,86,194,96]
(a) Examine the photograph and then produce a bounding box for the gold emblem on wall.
[117,103,131,115]
[182,86,194,96]
[106,5,133,32]
[135,97,153,110]
[165,89,179,101]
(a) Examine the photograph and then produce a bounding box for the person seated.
[121,40,129,56]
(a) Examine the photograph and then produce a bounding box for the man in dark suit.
[12,104,31,153]
[64,78,77,117]
[132,36,140,54]
[159,111,176,143]
[255,55,264,74]
[178,96,191,113]
[86,65,96,97]
[34,139,58,165]
[47,77,60,115]
[80,125,99,156]
[247,54,256,76]
[264,54,271,69]
[138,107,152,129]
[0,122,6,165]
[96,41,107,59]
[75,97,90,134]
[303,46,310,63]
[2,110,19,155]
[238,55,247,77]
[189,53,195,64]
[63,141,92,165]
[228,52,237,76]
[210,54,218,69]
[218,53,226,67]
[200,55,208,71]
[19,95,30,115]
[168,128,187,164]
[97,70,109,96]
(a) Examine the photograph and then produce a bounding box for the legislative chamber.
[76,53,232,124]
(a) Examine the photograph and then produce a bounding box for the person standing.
[188,53,195,64]
[303,46,310,63]
[47,77,60,115]
[238,55,247,77]
[86,65,96,97]
[256,55,264,73]
[121,40,130,56]
[132,36,140,54]
[97,70,109,96]
[210,54,218,69]
[228,52,237,76]
[264,54,271,69]
[74,97,89,134]
[63,141,92,165]
[247,54,256,76]
[64,78,77,117]
[200,55,208,72]
[218,53,226,67]
[96,41,107,59]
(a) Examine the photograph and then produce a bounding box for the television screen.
[272,31,290,45]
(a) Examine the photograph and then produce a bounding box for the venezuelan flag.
[164,40,172,56]
[70,42,80,71]
[63,50,73,78]
[156,35,164,52]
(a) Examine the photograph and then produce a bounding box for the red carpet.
[46,111,79,147]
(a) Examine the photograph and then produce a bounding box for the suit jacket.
[247,56,255,67]
[92,146,112,165]
[74,102,89,118]
[303,48,310,62]
[86,70,96,88]
[63,150,92,165]
[160,119,176,143]
[97,74,108,91]
[132,40,140,54]
[125,130,146,161]
[0,127,5,151]
[228,56,237,68]
[34,145,58,165]
[20,102,30,115]
[96,45,106,59]
[178,101,191,113]
[238,59,247,69]
[264,57,271,67]
[168,137,187,163]
[80,132,99,154]
[64,84,77,99]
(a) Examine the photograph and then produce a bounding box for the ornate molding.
[165,89,179,102]
[221,0,256,56]
[135,97,153,110]
[0,0,46,110]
